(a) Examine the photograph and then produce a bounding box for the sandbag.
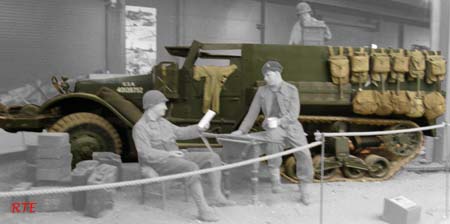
[408,50,425,80]
[405,91,425,118]
[353,90,378,115]
[423,91,446,120]
[375,91,393,116]
[96,87,143,124]
[390,91,410,115]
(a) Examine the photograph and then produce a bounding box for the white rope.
[322,122,446,137]
[0,141,322,198]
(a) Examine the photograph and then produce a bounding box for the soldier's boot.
[190,180,219,222]
[209,171,236,207]
[270,168,285,194]
[299,182,311,205]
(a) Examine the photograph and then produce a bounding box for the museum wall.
[0,0,106,92]
[181,0,261,44]
[0,0,431,91]
[404,24,431,48]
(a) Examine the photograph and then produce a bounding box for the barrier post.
[445,121,449,219]
[315,131,325,224]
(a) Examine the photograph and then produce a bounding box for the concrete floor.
[0,130,449,224]
[0,167,449,224]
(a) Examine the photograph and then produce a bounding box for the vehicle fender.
[39,93,134,128]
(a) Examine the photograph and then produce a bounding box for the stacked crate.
[35,133,72,185]
[71,160,99,211]
[84,164,118,218]
[25,144,38,183]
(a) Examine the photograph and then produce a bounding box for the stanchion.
[445,121,449,220]
[315,131,325,224]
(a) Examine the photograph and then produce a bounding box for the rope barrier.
[1,122,446,203]
[0,141,322,198]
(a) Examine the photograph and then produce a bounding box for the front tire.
[48,112,122,166]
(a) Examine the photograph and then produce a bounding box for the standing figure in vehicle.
[289,1,332,45]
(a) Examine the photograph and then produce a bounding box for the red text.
[10,202,36,213]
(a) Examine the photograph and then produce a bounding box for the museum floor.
[1,168,449,224]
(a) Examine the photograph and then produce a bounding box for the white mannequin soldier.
[231,60,313,205]
[132,90,235,222]
[289,2,332,45]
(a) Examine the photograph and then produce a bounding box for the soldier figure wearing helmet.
[231,60,313,205]
[133,90,235,222]
[289,1,332,45]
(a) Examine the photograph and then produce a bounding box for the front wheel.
[48,112,122,166]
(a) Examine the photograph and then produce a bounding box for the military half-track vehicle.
[0,41,445,182]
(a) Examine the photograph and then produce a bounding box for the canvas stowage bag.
[389,49,408,83]
[390,91,410,115]
[371,49,390,82]
[350,48,370,84]
[375,91,393,116]
[353,90,378,115]
[408,50,425,80]
[405,91,425,118]
[328,46,350,85]
[392,54,409,73]
[423,91,446,120]
[425,51,446,84]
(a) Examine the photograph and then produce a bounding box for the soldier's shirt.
[238,81,308,147]
[132,113,199,164]
[267,86,282,118]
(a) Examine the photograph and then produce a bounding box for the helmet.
[142,90,168,110]
[261,60,283,74]
[296,2,312,15]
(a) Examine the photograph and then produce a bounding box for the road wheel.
[382,123,423,157]
[341,156,366,179]
[283,155,298,181]
[312,155,337,180]
[48,112,122,166]
[365,154,390,178]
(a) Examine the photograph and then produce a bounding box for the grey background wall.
[0,0,431,92]
[0,0,106,92]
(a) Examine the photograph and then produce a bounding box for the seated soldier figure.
[231,60,313,205]
[132,90,235,222]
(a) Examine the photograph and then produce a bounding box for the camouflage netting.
[0,103,7,113]
[0,75,86,106]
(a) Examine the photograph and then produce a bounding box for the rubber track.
[280,115,423,183]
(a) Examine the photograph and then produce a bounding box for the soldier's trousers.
[253,128,314,183]
[150,151,223,185]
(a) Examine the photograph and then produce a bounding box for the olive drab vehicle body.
[0,41,445,181]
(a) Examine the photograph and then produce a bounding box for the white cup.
[267,117,279,129]
[198,110,216,129]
